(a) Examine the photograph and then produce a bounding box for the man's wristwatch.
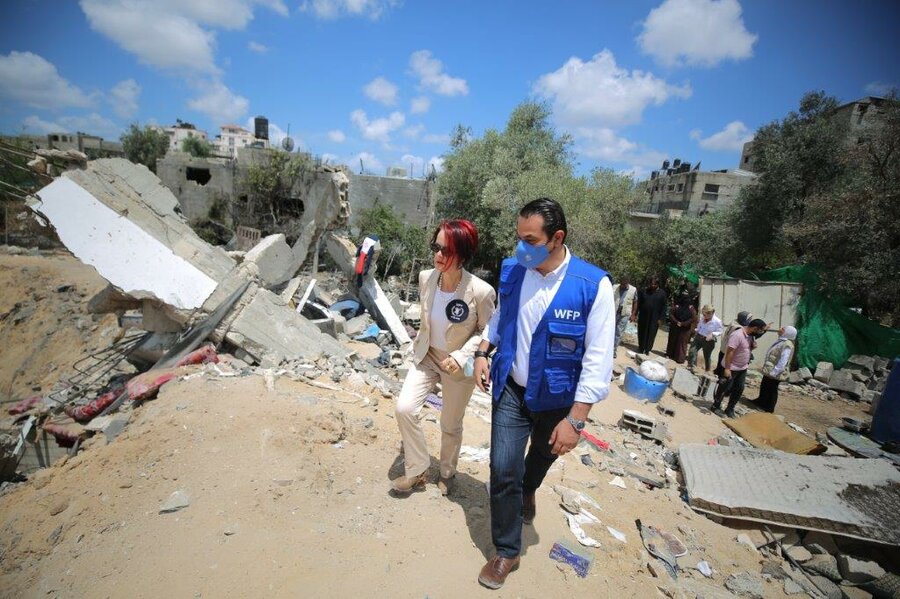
[474,350,491,359]
[566,415,586,433]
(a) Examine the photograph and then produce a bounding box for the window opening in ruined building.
[667,184,675,192]
[186,167,212,186]
[704,184,720,194]
[677,183,684,192]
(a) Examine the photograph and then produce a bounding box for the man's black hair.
[518,197,567,242]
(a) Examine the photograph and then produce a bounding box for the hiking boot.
[391,472,426,494]
[437,475,454,496]
[724,409,736,419]
[478,556,520,589]
[523,492,536,525]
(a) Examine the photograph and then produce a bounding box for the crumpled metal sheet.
[679,444,900,545]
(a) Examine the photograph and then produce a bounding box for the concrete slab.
[815,362,834,383]
[670,367,701,397]
[680,444,900,546]
[245,234,296,287]
[828,371,866,398]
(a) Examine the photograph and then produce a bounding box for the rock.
[785,545,813,562]
[803,575,842,599]
[840,585,874,599]
[861,390,879,405]
[828,370,866,398]
[815,362,834,383]
[244,234,296,287]
[345,314,374,337]
[805,554,842,581]
[845,355,875,373]
[837,555,885,584]
[725,572,764,599]
[807,378,829,390]
[736,534,759,553]
[49,497,69,516]
[788,370,806,385]
[783,577,805,595]
[796,366,812,380]
[670,367,701,397]
[159,489,191,514]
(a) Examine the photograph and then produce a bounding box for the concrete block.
[828,370,866,398]
[226,288,348,362]
[815,362,834,383]
[141,300,188,333]
[837,554,885,584]
[845,355,875,373]
[345,314,374,337]
[670,367,700,397]
[244,234,296,287]
[796,366,812,380]
[788,370,805,385]
[803,531,839,554]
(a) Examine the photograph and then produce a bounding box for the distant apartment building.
[156,120,209,152]
[214,124,268,157]
[26,132,124,157]
[633,158,757,227]
[739,95,891,173]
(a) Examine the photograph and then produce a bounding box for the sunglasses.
[430,242,450,254]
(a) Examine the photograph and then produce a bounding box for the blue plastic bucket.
[623,367,667,402]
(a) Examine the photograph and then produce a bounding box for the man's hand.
[548,419,580,455]
[706,334,713,341]
[724,369,732,378]
[440,356,460,374]
[474,356,491,393]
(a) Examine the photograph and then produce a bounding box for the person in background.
[754,326,797,413]
[712,318,768,418]
[392,220,496,496]
[635,276,667,355]
[713,311,752,378]
[687,305,723,372]
[665,291,696,364]
[613,275,637,357]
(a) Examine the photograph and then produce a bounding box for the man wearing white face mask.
[471,198,615,590]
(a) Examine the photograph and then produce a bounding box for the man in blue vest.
[472,198,615,589]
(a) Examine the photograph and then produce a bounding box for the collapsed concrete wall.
[156,154,234,223]
[346,172,433,229]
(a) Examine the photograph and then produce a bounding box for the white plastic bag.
[639,360,669,382]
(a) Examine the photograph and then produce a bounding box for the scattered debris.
[724,412,825,455]
[549,541,593,578]
[159,489,191,514]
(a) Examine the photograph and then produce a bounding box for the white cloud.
[80,0,287,73]
[22,115,64,134]
[422,132,450,145]
[428,156,444,173]
[109,78,141,119]
[300,0,397,20]
[247,41,269,53]
[363,76,398,106]
[400,153,424,174]
[352,151,384,174]
[864,81,895,97]
[638,0,757,67]
[574,127,667,176]
[0,51,92,110]
[321,152,339,165]
[327,129,346,143]
[188,80,249,124]
[410,95,430,114]
[350,109,405,143]
[403,123,424,139]
[692,120,754,151]
[534,49,691,130]
[409,50,468,97]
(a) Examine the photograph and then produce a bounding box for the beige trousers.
[395,347,475,479]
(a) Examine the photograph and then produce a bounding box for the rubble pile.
[787,356,893,406]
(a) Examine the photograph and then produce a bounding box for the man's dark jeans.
[490,379,569,558]
[713,368,747,413]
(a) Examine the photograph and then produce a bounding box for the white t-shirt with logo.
[429,288,455,351]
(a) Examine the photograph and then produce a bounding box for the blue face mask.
[515,239,550,268]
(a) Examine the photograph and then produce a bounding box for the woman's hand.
[440,356,461,374]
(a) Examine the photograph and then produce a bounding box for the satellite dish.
[282,136,294,152]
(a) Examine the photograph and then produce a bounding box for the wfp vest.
[490,255,609,412]
[762,339,795,381]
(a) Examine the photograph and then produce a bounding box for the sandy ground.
[0,252,878,598]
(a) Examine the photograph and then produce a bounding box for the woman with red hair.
[392,219,496,496]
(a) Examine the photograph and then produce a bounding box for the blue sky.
[1,0,897,178]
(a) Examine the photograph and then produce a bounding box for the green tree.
[239,150,311,232]
[181,136,213,157]
[120,124,169,172]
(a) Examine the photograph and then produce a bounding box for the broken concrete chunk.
[784,545,812,562]
[805,554,842,582]
[815,362,834,383]
[670,367,700,397]
[845,355,875,373]
[244,234,296,287]
[724,572,764,599]
[803,531,839,554]
[159,489,191,514]
[782,577,804,595]
[837,554,885,584]
[828,370,866,398]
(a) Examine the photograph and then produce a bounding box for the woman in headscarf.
[754,326,797,413]
[665,291,696,364]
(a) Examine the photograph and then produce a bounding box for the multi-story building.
[155,121,209,153]
[214,124,268,158]
[632,158,757,227]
